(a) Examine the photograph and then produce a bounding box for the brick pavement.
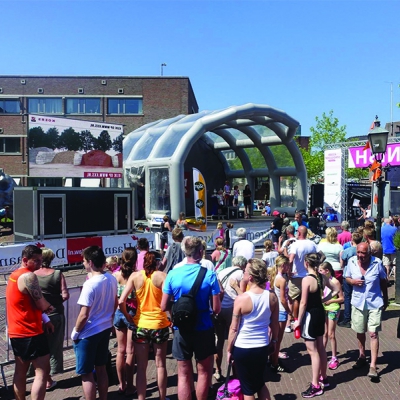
[1,289,400,399]
[1,245,400,399]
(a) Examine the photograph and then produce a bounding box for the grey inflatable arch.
[123,103,307,221]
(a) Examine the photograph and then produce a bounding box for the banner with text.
[324,149,343,222]
[193,168,207,232]
[348,143,400,168]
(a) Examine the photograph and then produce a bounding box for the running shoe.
[352,357,368,369]
[284,326,292,333]
[319,375,330,388]
[328,357,339,370]
[301,383,323,398]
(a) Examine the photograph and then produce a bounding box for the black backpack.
[171,267,207,332]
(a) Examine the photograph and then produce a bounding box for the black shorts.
[233,345,269,396]
[172,327,215,361]
[11,333,49,361]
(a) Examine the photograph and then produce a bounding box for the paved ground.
[1,219,399,399]
[1,278,400,399]
[1,306,400,400]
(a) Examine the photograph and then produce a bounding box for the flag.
[363,120,375,151]
[362,141,370,152]
[369,159,382,182]
[193,168,207,232]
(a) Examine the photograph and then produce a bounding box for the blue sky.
[2,0,400,138]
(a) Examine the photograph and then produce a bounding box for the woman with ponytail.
[113,247,138,395]
[227,258,279,400]
[119,251,170,400]
[293,253,340,398]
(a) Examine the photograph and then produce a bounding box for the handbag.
[216,361,243,400]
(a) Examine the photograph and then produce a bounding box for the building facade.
[0,75,198,184]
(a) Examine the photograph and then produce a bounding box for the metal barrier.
[0,285,83,389]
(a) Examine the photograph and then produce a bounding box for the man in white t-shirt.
[71,246,118,400]
[232,227,255,260]
[288,226,318,319]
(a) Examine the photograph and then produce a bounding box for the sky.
[2,0,400,139]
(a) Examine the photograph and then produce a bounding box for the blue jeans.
[342,278,353,323]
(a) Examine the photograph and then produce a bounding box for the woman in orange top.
[119,251,170,400]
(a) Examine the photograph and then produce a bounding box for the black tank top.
[306,274,323,312]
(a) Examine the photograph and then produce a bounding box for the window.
[66,98,101,114]
[0,138,21,153]
[28,98,62,114]
[108,98,142,114]
[0,99,20,113]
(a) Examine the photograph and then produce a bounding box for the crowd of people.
[5,208,395,400]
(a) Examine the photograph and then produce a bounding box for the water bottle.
[294,318,301,339]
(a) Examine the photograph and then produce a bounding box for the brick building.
[0,75,198,185]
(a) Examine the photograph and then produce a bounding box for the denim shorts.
[73,328,111,375]
[279,310,288,322]
[113,308,135,331]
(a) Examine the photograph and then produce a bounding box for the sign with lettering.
[348,143,400,168]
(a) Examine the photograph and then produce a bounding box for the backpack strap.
[188,266,207,297]
[215,250,229,271]
[220,268,241,287]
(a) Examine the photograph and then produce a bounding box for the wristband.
[71,327,80,340]
[42,313,50,324]
[271,339,278,344]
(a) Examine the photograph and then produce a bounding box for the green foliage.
[94,130,112,152]
[347,167,369,181]
[304,110,346,183]
[394,232,400,250]
[112,133,124,153]
[58,127,82,151]
[80,130,95,153]
[45,127,59,149]
[28,127,46,148]
[227,145,294,171]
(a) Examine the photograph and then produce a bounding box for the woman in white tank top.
[226,258,279,400]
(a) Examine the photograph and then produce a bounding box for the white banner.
[0,239,68,273]
[324,148,343,222]
[0,227,271,273]
[102,233,156,255]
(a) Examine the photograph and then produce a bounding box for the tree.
[45,127,59,149]
[80,130,95,153]
[94,130,112,152]
[301,110,347,183]
[28,127,46,148]
[112,133,124,153]
[58,127,82,151]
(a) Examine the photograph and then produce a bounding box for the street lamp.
[161,63,167,76]
[368,116,389,241]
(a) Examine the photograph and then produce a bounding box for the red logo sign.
[66,237,103,264]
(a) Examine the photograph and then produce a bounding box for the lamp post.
[160,63,167,76]
[367,116,389,241]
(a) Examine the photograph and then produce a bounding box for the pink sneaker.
[328,357,339,370]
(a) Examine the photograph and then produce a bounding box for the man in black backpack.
[160,227,185,273]
[161,236,221,400]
